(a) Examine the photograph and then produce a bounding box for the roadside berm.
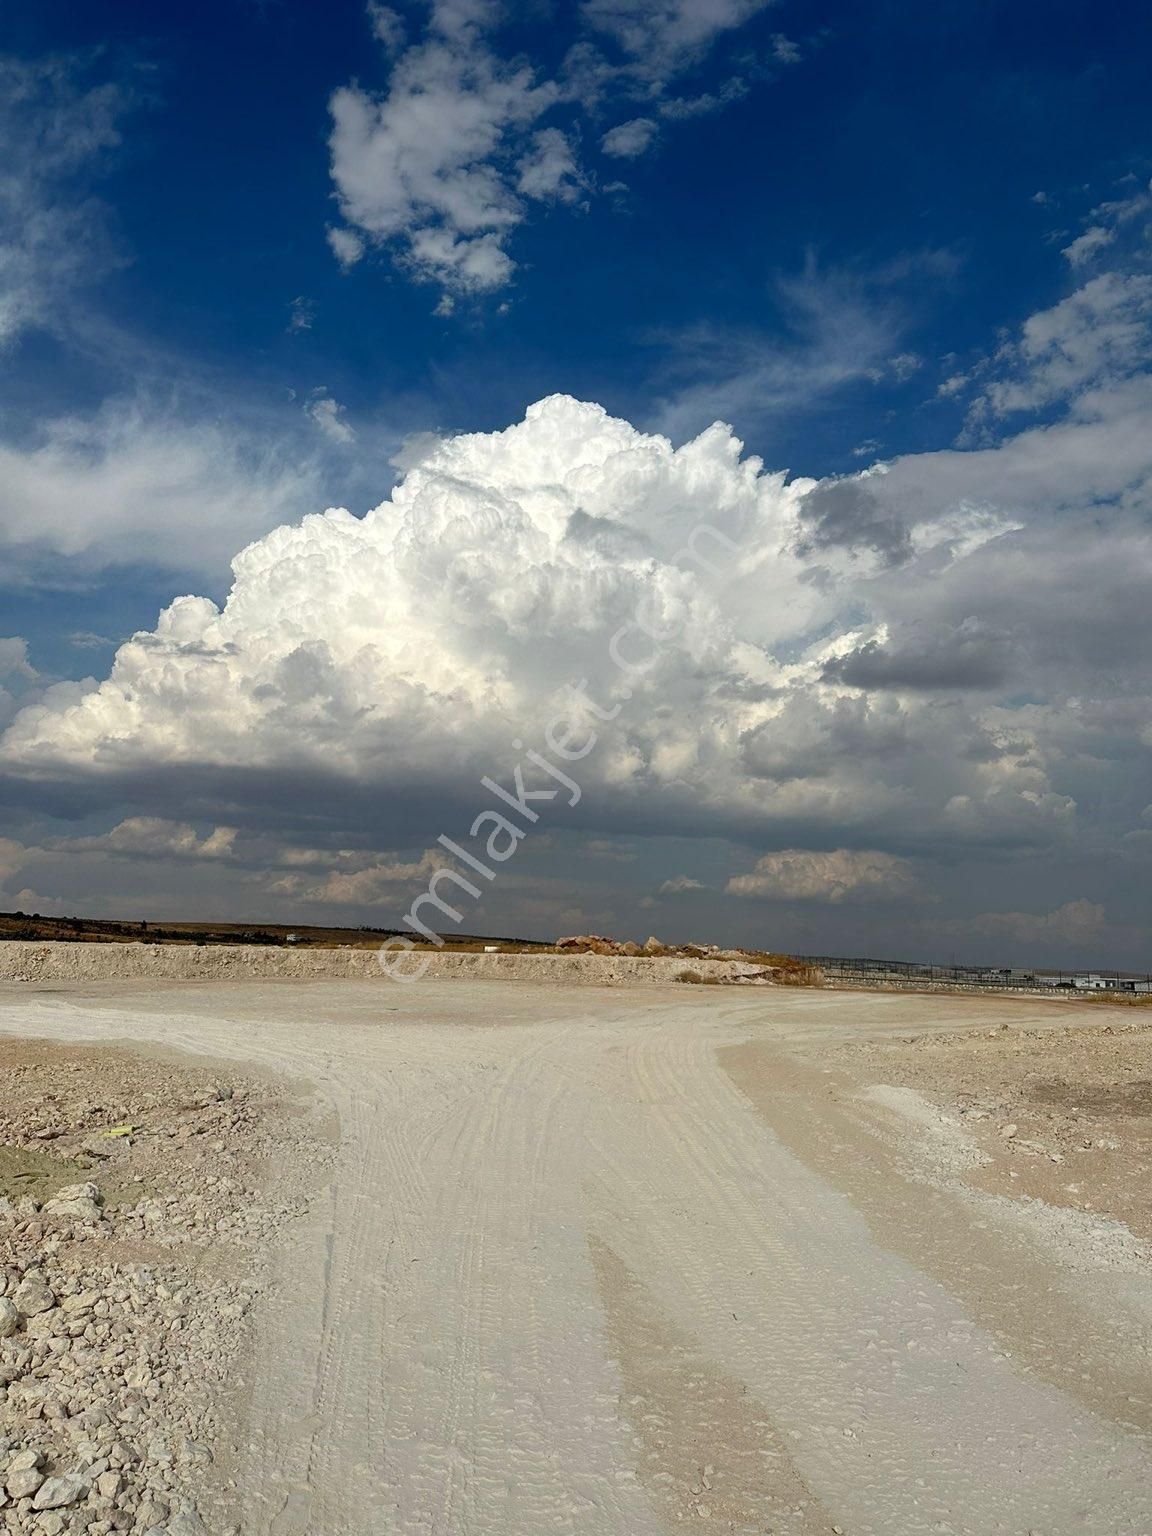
[0,941,778,988]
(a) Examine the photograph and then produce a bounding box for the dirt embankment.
[0,942,760,988]
[0,1039,333,1535]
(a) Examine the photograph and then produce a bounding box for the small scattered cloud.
[44,817,237,862]
[581,0,773,87]
[658,874,706,894]
[517,128,583,202]
[327,225,366,270]
[658,77,748,120]
[298,849,445,905]
[287,295,316,332]
[326,5,562,298]
[601,117,659,159]
[304,391,357,444]
[1062,225,1114,267]
[1060,178,1151,270]
[887,352,922,381]
[974,271,1152,418]
[727,849,918,904]
[326,0,784,303]
[0,639,36,681]
[366,1,406,52]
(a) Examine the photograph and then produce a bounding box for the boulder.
[13,1273,56,1317]
[6,1466,45,1500]
[32,1473,88,1511]
[43,1182,104,1222]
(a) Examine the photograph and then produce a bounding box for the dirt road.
[2,978,1150,1535]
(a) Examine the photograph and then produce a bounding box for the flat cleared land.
[2,965,1151,1535]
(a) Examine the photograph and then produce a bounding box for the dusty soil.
[0,1036,333,1535]
[1,957,1151,1535]
[832,1011,1152,1244]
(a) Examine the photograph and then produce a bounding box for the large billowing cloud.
[1,371,1149,960]
[1,397,823,813]
[1,389,1135,859]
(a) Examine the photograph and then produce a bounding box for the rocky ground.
[835,1008,1152,1245]
[0,1038,333,1536]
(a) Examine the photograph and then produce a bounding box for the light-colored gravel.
[0,1037,332,1536]
[0,941,760,988]
[2,955,1151,1535]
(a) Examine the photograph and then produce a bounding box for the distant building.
[1036,972,1152,993]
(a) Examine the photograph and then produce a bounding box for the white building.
[1037,973,1152,993]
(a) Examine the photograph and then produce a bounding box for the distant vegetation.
[0,911,551,953]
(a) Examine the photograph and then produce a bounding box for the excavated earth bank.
[0,942,760,988]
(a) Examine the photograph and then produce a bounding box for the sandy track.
[2,979,1151,1535]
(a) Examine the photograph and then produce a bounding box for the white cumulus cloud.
[305,392,357,445]
[1,380,1150,957]
[601,117,659,158]
[1,392,1103,878]
[726,849,917,903]
[582,0,773,82]
[326,0,782,301]
[327,4,557,295]
[45,817,238,861]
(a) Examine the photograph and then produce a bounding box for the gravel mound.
[0,1040,332,1535]
[0,942,761,988]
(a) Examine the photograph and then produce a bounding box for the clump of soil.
[0,1151,88,1209]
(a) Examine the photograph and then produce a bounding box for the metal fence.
[791,955,1152,993]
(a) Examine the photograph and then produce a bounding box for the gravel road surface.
[1,977,1149,1536]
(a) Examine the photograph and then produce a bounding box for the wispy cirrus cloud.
[0,53,137,348]
[0,398,326,581]
[0,54,340,586]
[650,256,939,440]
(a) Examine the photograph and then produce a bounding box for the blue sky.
[1,0,1151,966]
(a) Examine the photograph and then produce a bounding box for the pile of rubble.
[554,935,819,985]
[0,1043,330,1535]
[555,934,753,961]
